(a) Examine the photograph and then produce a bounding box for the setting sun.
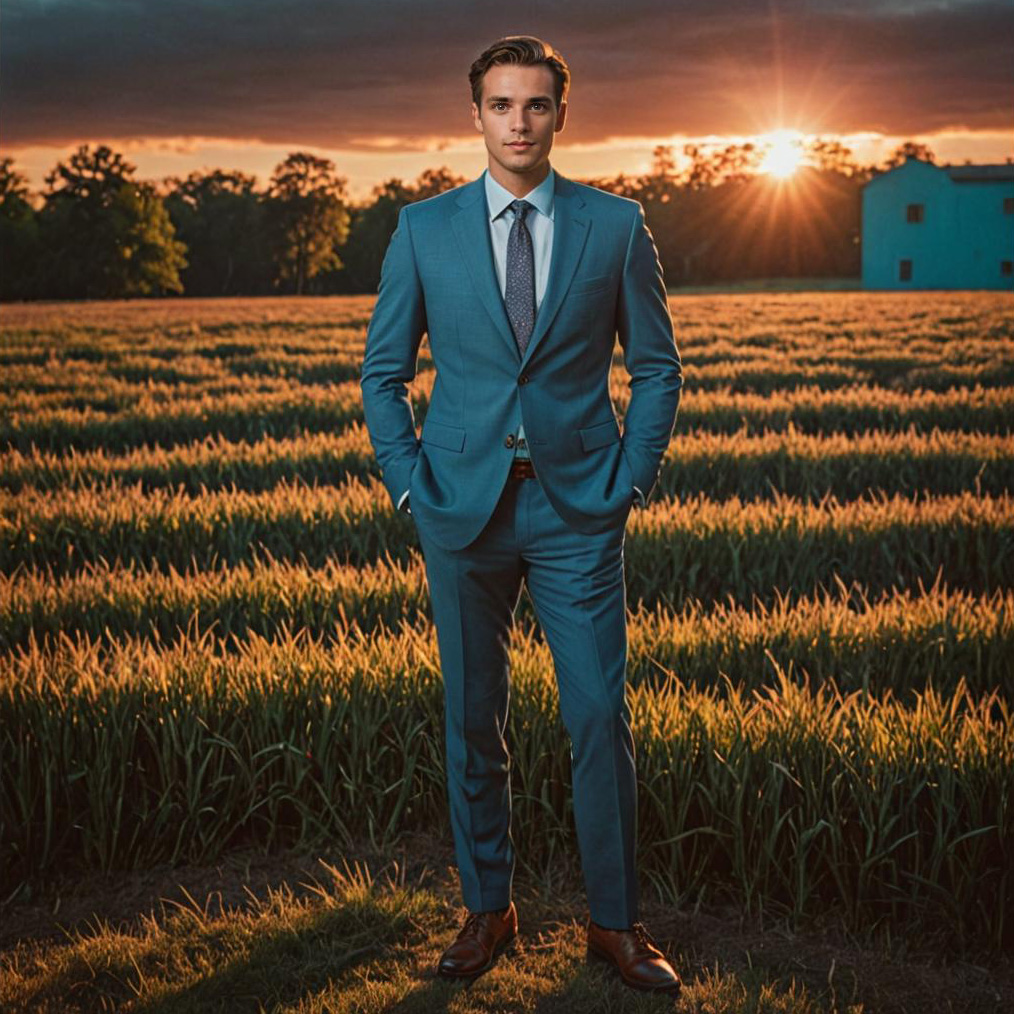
[759,130,805,179]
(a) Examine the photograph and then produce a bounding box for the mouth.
[507,142,533,149]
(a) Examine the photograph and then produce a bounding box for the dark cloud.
[1,0,1011,151]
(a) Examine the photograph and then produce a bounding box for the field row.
[1,289,1008,355]
[6,351,1014,406]
[9,338,1011,372]
[2,481,1011,604]
[3,421,1011,500]
[1,356,363,405]
[2,625,1009,948]
[3,554,1010,698]
[4,382,1014,454]
[7,323,1009,364]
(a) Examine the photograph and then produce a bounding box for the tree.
[633,145,682,204]
[165,169,270,295]
[883,140,936,169]
[409,165,469,201]
[676,141,765,191]
[681,143,721,190]
[0,157,41,300]
[103,182,188,297]
[711,142,763,185]
[329,167,466,294]
[39,144,186,298]
[330,178,414,294]
[265,152,350,295]
[805,137,861,178]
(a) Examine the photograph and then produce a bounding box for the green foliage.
[265,152,350,295]
[1,629,1009,953]
[36,144,186,298]
[0,157,41,300]
[164,168,270,296]
[2,134,913,301]
[0,290,1012,958]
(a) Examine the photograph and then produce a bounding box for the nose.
[510,109,530,135]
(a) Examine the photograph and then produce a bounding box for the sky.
[2,0,1012,201]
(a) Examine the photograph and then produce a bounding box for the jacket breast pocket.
[579,417,621,452]
[569,274,612,297]
[421,420,466,452]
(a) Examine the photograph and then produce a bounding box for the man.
[360,35,683,997]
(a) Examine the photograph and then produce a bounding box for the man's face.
[471,63,567,183]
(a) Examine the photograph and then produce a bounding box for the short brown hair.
[469,36,571,111]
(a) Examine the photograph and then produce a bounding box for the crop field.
[1,290,1013,1011]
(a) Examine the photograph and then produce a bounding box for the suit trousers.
[413,469,638,929]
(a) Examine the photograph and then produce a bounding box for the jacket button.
[518,374,529,385]
[504,434,515,448]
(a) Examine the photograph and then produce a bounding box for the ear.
[555,100,567,132]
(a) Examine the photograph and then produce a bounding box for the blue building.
[861,156,1014,290]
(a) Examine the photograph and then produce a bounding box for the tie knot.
[509,199,533,221]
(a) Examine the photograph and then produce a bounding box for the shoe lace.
[460,906,505,939]
[630,920,660,952]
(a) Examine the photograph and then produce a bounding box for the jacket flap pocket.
[579,418,620,452]
[569,274,612,296]
[421,420,466,452]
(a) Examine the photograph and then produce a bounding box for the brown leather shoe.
[436,901,518,981]
[586,918,682,997]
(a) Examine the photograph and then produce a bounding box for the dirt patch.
[3,829,1011,1014]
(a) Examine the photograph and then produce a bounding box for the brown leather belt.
[509,458,537,479]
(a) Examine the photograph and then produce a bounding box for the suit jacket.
[360,167,683,552]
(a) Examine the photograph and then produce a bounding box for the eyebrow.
[486,95,553,104]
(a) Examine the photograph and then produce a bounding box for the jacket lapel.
[451,170,591,368]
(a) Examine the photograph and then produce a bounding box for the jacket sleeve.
[359,205,426,508]
[615,202,682,504]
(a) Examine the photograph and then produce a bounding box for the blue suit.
[360,167,682,927]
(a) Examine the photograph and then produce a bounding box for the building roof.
[942,163,1014,183]
[861,157,1014,188]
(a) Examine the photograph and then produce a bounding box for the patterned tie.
[504,199,536,357]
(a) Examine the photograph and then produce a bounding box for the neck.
[487,161,551,198]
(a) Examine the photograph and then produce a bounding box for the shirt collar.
[484,166,555,223]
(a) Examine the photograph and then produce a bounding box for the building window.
[1002,260,1013,276]
[1004,197,1014,214]
[899,259,913,282]
[906,203,924,223]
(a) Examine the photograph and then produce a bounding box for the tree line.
[0,138,938,301]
